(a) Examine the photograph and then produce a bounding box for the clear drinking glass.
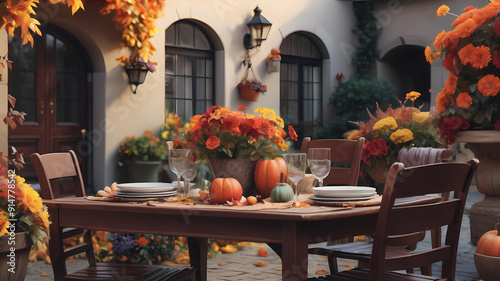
[283,153,307,202]
[308,148,331,187]
[168,149,191,195]
[182,160,198,197]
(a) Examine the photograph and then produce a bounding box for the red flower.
[237,106,247,112]
[206,136,220,150]
[438,116,470,144]
[288,125,298,141]
[222,117,241,134]
[137,237,149,247]
[495,120,500,130]
[494,50,500,68]
[361,138,388,165]
[495,17,500,36]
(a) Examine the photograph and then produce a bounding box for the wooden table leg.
[281,222,308,281]
[48,208,67,281]
[187,237,208,281]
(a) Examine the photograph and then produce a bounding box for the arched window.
[280,32,326,139]
[165,20,217,119]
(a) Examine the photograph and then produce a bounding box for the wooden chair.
[309,159,479,281]
[31,150,196,281]
[300,137,365,186]
[309,147,454,275]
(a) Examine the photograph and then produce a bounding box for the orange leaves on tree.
[0,0,84,47]
[100,0,164,62]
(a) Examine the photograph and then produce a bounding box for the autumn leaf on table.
[316,269,328,275]
[257,248,268,257]
[254,262,269,267]
[219,244,237,253]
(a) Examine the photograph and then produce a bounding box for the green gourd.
[270,173,294,202]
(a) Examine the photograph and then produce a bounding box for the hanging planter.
[237,64,267,101]
[266,49,281,73]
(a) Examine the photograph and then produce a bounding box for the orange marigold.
[472,6,499,26]
[436,90,448,113]
[470,46,492,69]
[206,136,220,150]
[458,43,476,64]
[452,10,474,26]
[454,19,478,38]
[464,6,474,12]
[433,30,447,49]
[425,46,434,64]
[443,30,459,51]
[445,73,458,92]
[478,75,500,97]
[456,92,473,108]
[437,5,450,16]
[405,91,421,102]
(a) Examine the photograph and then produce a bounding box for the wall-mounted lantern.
[243,6,272,49]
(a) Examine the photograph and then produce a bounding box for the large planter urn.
[209,159,258,197]
[455,130,500,244]
[0,232,32,281]
[124,160,162,182]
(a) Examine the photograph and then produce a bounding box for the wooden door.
[8,26,89,180]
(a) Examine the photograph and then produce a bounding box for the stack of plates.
[310,186,377,203]
[115,182,177,199]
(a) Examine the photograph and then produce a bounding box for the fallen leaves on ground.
[258,248,268,257]
[254,261,269,267]
[220,244,238,253]
[218,262,226,266]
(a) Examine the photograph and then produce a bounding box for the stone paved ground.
[24,192,484,281]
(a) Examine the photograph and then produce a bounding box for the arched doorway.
[380,45,430,110]
[8,24,93,182]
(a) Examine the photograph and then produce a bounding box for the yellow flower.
[0,210,10,236]
[437,5,450,16]
[405,91,421,102]
[161,130,170,140]
[270,115,284,128]
[390,129,414,144]
[373,117,398,133]
[413,112,430,124]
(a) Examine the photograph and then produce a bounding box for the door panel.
[8,26,88,181]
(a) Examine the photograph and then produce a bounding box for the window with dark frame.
[280,32,323,141]
[165,21,215,120]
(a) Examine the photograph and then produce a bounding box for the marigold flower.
[390,128,414,144]
[288,125,298,141]
[454,19,478,39]
[445,73,458,94]
[413,112,430,124]
[433,30,447,49]
[373,117,398,133]
[456,92,473,108]
[452,10,474,26]
[464,6,474,12]
[424,46,434,64]
[472,6,499,26]
[437,5,450,16]
[478,74,500,97]
[459,44,491,69]
[206,136,220,150]
[405,91,421,102]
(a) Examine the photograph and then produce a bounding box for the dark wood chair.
[309,147,455,275]
[300,137,365,186]
[309,158,479,281]
[31,150,196,281]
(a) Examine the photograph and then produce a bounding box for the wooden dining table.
[43,195,439,281]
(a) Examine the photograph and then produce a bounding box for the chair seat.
[63,263,195,281]
[308,267,447,281]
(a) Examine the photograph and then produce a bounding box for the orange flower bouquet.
[426,3,500,144]
[185,106,297,161]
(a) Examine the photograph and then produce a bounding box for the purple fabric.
[398,147,447,167]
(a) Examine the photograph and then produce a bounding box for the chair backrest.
[30,150,86,200]
[369,159,479,281]
[300,137,365,186]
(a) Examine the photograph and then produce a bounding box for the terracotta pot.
[209,159,258,197]
[474,252,500,281]
[237,82,260,101]
[0,232,32,281]
[367,158,394,184]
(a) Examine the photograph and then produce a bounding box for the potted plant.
[0,168,50,281]
[346,92,439,185]
[237,65,267,101]
[266,48,281,73]
[184,106,297,196]
[118,129,166,182]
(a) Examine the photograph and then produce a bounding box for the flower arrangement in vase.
[425,3,500,144]
[346,92,438,182]
[185,105,297,161]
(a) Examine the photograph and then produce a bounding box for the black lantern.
[125,64,150,94]
[244,6,272,49]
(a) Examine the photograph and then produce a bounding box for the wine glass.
[283,153,307,202]
[308,148,331,187]
[168,149,191,195]
[181,160,198,197]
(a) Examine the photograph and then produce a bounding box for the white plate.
[114,191,177,198]
[309,194,375,202]
[115,190,177,196]
[116,182,176,193]
[313,186,376,198]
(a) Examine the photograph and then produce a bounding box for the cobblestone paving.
[25,192,484,281]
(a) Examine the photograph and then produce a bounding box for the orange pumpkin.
[209,178,243,203]
[254,157,287,198]
[476,223,500,257]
